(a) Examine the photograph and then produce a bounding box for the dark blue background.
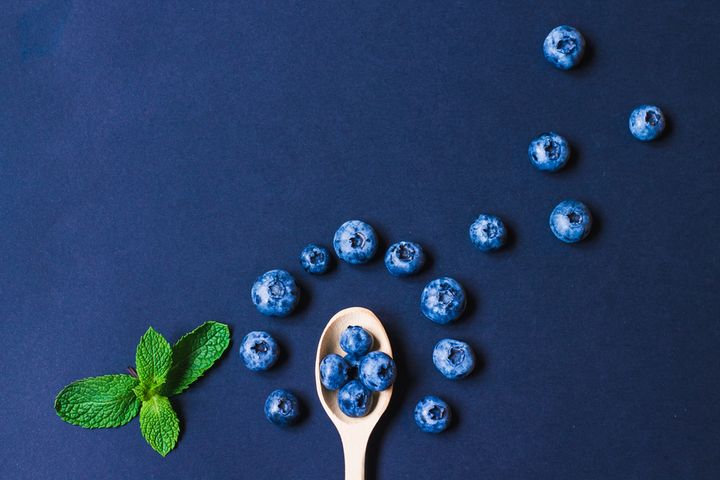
[2,1,719,478]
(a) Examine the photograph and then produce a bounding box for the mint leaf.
[135,327,172,390]
[139,395,179,457]
[55,374,140,428]
[162,321,230,396]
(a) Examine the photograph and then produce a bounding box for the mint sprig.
[54,321,230,457]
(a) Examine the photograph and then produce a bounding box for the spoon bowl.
[315,307,393,480]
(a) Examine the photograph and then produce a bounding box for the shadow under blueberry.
[463,343,487,380]
[577,202,603,246]
[368,223,389,267]
[648,113,674,146]
[291,394,310,427]
[499,219,518,253]
[364,320,414,480]
[269,331,292,370]
[561,137,580,173]
[291,276,312,315]
[565,39,595,74]
[457,280,480,322]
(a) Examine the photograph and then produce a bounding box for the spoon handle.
[342,433,368,480]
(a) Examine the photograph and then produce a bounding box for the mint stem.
[127,366,138,378]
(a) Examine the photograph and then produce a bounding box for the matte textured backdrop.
[2,1,719,479]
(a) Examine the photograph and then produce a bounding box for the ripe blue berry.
[239,331,279,372]
[528,132,570,172]
[340,326,373,356]
[549,199,593,243]
[337,380,372,418]
[384,241,425,276]
[299,243,331,274]
[319,354,351,390]
[420,277,467,324]
[432,338,476,379]
[414,396,452,433]
[629,105,666,141]
[264,389,301,426]
[469,214,507,251]
[543,25,585,70]
[333,220,378,264]
[359,351,396,392]
[251,269,300,317]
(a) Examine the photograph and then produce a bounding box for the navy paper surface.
[1,1,719,479]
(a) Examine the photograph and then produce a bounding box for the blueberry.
[384,241,425,277]
[420,277,467,324]
[543,25,585,70]
[432,338,476,379]
[239,331,279,372]
[359,351,397,392]
[549,199,593,243]
[299,243,331,274]
[414,396,452,433]
[333,220,378,264]
[264,389,301,426]
[340,325,373,356]
[469,214,507,251]
[337,380,373,418]
[251,269,300,317]
[528,132,570,172]
[319,353,350,390]
[629,105,666,141]
[344,354,362,379]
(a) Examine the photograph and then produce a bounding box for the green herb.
[54,321,230,457]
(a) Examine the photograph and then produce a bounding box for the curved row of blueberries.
[242,219,485,432]
[245,24,669,431]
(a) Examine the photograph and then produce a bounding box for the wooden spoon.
[315,307,394,480]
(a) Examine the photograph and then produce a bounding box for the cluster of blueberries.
[539,26,667,243]
[242,218,479,433]
[242,24,668,432]
[319,326,396,417]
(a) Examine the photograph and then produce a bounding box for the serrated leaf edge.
[54,374,141,429]
[164,321,230,396]
[139,395,179,457]
[135,326,172,388]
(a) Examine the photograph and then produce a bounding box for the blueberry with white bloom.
[414,396,452,433]
[629,105,666,141]
[420,277,467,324]
[469,214,507,251]
[319,353,350,390]
[528,132,570,172]
[299,243,331,274]
[337,380,373,417]
[432,338,476,379]
[333,220,378,264]
[340,325,373,356]
[359,351,397,392]
[549,199,593,243]
[384,241,425,276]
[239,331,279,371]
[251,269,300,317]
[264,389,301,426]
[543,25,585,70]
